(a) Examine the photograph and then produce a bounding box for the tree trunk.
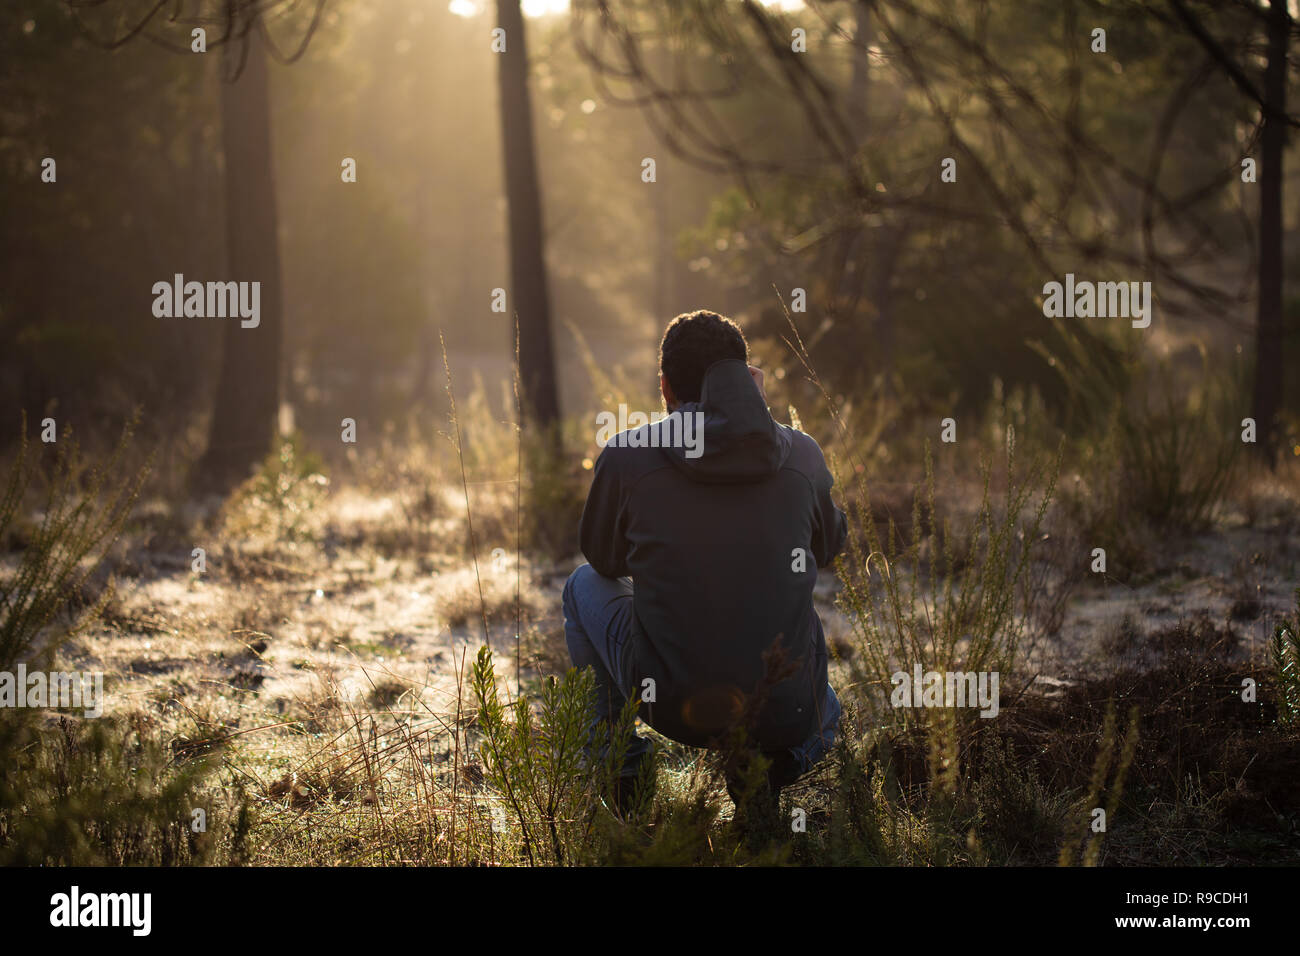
[196,26,284,491]
[651,175,671,323]
[1251,0,1288,466]
[839,1,890,381]
[849,0,872,142]
[497,0,561,434]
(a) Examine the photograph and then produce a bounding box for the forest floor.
[28,461,1295,864]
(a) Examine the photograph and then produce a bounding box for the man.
[562,310,848,823]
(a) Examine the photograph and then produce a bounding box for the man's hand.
[748,365,767,403]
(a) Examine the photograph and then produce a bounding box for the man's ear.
[660,373,677,411]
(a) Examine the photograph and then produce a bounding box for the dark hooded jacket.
[579,358,848,750]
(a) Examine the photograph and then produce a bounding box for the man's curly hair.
[658,310,749,405]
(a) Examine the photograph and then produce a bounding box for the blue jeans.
[562,563,841,778]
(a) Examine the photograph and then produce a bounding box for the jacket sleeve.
[579,448,630,578]
[809,452,848,569]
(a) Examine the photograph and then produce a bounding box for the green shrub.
[835,435,1060,778]
[219,433,328,543]
[471,646,628,865]
[1272,587,1300,728]
[0,414,146,672]
[1062,354,1244,573]
[0,713,249,865]
[967,735,1071,864]
[1112,366,1240,531]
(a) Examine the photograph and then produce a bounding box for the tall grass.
[0,414,253,866]
[1057,702,1140,866]
[834,435,1059,802]
[835,437,1060,714]
[0,713,249,866]
[778,296,1061,794]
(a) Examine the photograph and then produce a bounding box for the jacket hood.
[662,359,791,483]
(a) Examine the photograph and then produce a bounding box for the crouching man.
[563,309,848,827]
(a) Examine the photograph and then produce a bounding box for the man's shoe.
[725,749,800,840]
[764,749,803,791]
[607,770,656,817]
[602,748,657,817]
[724,749,802,804]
